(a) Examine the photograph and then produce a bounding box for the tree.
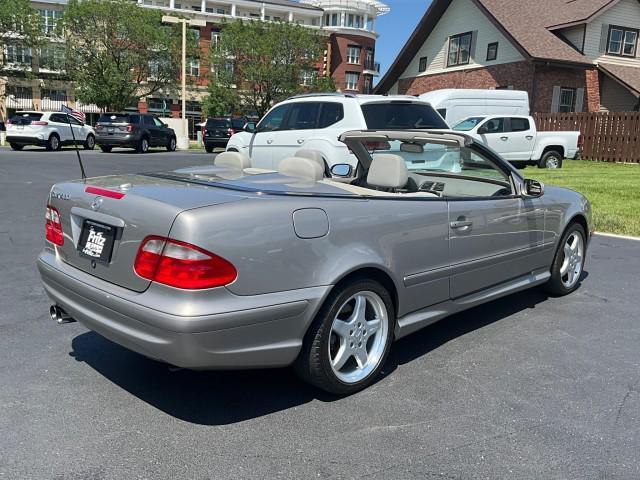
[209,20,333,118]
[58,0,193,111]
[202,82,239,118]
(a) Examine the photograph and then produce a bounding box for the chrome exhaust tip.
[50,305,76,325]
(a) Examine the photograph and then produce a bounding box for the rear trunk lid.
[8,112,45,136]
[48,173,247,292]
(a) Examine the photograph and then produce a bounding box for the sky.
[374,0,431,81]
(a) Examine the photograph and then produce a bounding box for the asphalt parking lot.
[1,146,639,479]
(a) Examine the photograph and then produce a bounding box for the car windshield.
[360,103,448,130]
[452,117,486,131]
[207,118,232,128]
[10,112,43,125]
[98,114,130,123]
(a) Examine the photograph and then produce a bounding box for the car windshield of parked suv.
[206,118,232,128]
[452,117,486,131]
[98,114,132,124]
[10,112,43,125]
[231,118,246,130]
[360,103,448,130]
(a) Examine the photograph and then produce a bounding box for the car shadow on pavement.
[68,275,586,426]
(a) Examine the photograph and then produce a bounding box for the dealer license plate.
[77,220,116,263]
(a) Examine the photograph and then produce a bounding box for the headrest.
[367,154,408,189]
[278,157,324,181]
[295,149,325,170]
[215,151,251,170]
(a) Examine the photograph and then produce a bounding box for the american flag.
[61,104,86,123]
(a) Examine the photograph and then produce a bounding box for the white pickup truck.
[452,115,582,169]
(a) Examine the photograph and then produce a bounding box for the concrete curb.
[594,232,640,241]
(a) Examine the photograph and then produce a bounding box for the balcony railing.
[5,94,34,110]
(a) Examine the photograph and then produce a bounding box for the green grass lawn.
[527,160,640,237]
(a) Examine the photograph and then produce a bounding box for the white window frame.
[5,44,32,65]
[39,9,62,36]
[559,87,575,113]
[345,72,359,91]
[347,46,360,64]
[188,58,200,77]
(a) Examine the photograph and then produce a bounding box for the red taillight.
[577,133,584,148]
[45,205,64,246]
[85,186,125,199]
[126,124,134,133]
[201,126,206,135]
[134,236,237,289]
[227,128,237,135]
[32,121,49,126]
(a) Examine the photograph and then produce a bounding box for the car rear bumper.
[37,250,329,369]
[96,134,139,147]
[6,135,46,145]
[203,137,231,147]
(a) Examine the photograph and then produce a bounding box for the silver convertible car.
[38,130,592,394]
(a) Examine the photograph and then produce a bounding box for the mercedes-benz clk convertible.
[38,130,592,394]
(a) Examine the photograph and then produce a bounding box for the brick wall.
[397,60,601,113]
[330,33,375,93]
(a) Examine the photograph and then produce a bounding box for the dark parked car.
[95,113,176,153]
[202,116,248,153]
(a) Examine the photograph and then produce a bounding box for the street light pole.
[162,15,206,150]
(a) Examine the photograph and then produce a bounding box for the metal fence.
[533,111,640,163]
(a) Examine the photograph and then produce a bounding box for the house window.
[300,69,316,86]
[40,44,65,71]
[188,58,200,77]
[347,46,360,64]
[191,5,201,11]
[418,56,428,73]
[6,44,32,65]
[174,3,181,9]
[217,8,226,14]
[39,10,62,36]
[607,25,638,57]
[486,42,498,61]
[363,76,372,94]
[559,87,575,112]
[325,13,338,26]
[41,89,67,101]
[365,49,374,69]
[345,72,359,91]
[447,31,472,67]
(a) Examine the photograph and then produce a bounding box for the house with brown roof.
[375,0,640,113]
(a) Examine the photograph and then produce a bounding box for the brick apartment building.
[1,0,389,133]
[375,0,640,114]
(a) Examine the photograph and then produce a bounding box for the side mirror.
[331,163,353,177]
[523,178,544,197]
[244,122,257,133]
[477,126,488,135]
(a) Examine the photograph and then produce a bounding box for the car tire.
[544,222,586,296]
[166,136,176,152]
[99,145,112,153]
[539,151,563,169]
[46,134,60,151]
[84,134,95,150]
[10,143,24,151]
[205,145,214,153]
[294,278,395,395]
[137,136,149,154]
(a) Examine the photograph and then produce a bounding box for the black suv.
[202,116,248,153]
[95,113,177,153]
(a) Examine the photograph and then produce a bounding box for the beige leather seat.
[214,151,251,170]
[278,157,324,181]
[295,149,328,176]
[367,154,408,191]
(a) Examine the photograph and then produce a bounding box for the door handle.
[297,139,305,144]
[267,139,273,144]
[500,136,508,141]
[450,219,473,229]
[526,135,534,140]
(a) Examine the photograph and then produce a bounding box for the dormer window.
[607,26,638,57]
[447,32,472,67]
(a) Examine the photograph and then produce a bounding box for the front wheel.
[539,151,563,169]
[294,279,394,395]
[205,145,214,153]
[166,136,176,152]
[10,143,24,151]
[137,136,149,154]
[84,134,95,150]
[544,223,586,296]
[99,145,112,153]
[46,134,60,151]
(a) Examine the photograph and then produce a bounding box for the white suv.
[7,111,96,151]
[226,94,447,169]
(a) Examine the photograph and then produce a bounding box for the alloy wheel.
[560,231,584,288]
[329,291,389,384]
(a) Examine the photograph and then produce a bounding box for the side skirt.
[394,268,551,340]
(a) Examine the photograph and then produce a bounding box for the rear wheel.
[544,223,586,296]
[294,278,394,395]
[46,134,60,151]
[539,150,563,169]
[10,143,24,151]
[137,136,149,154]
[205,145,214,153]
[84,134,95,150]
[99,145,112,153]
[166,136,176,152]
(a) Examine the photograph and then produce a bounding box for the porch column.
[260,3,265,20]
[201,0,206,12]
[231,3,236,16]
[169,0,174,9]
